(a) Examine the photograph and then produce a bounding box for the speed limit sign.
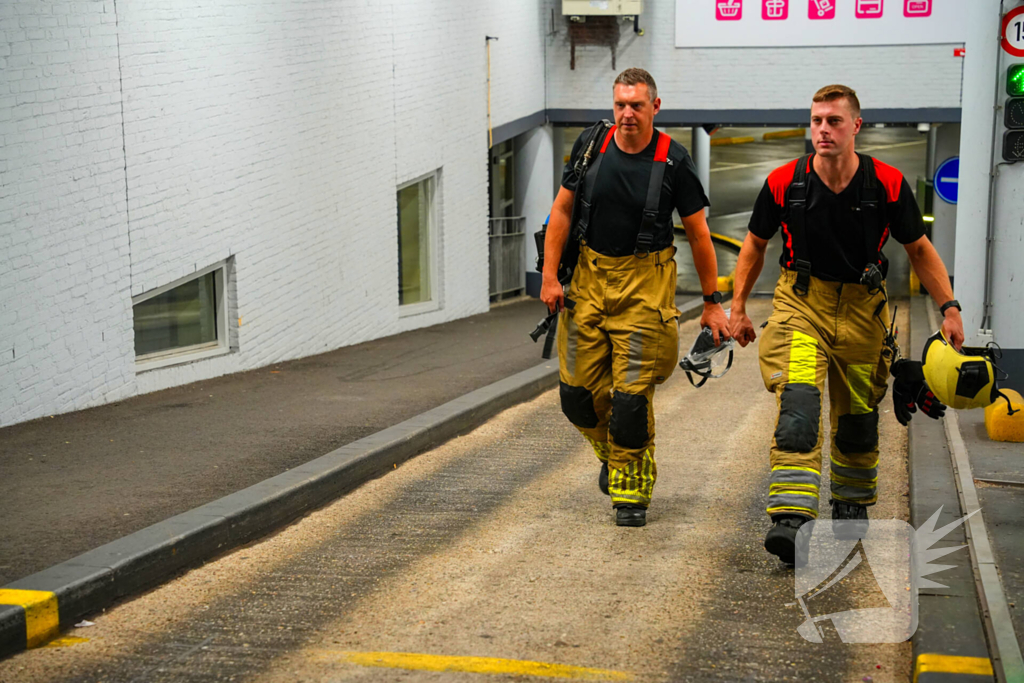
[1003,6,1024,58]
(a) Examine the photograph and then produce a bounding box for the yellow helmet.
[921,330,1015,413]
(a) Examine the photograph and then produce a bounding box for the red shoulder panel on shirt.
[654,132,671,162]
[870,157,904,203]
[766,158,801,206]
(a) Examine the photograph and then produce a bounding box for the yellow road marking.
[763,128,806,140]
[0,589,60,648]
[313,650,633,680]
[710,135,755,146]
[913,654,993,682]
[45,636,89,648]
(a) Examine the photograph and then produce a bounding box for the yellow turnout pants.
[758,269,892,519]
[557,244,681,508]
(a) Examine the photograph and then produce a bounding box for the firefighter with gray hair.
[540,68,730,527]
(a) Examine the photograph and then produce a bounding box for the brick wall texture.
[1,0,547,427]
[2,0,960,426]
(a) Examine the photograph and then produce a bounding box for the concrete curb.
[0,295,713,658]
[907,297,995,683]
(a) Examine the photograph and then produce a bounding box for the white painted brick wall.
[0,1,136,427]
[2,0,548,426]
[544,0,964,113]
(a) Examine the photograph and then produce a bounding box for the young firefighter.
[728,85,964,563]
[541,68,730,527]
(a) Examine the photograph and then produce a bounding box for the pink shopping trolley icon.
[763,0,789,20]
[716,0,743,20]
[904,0,931,17]
[808,0,835,19]
[855,0,884,18]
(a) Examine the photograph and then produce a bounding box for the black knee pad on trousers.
[559,382,599,429]
[609,390,649,449]
[835,410,879,454]
[775,384,821,452]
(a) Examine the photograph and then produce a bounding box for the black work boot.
[599,462,609,496]
[831,500,869,540]
[614,504,647,527]
[764,515,809,566]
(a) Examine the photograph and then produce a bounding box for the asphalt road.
[0,301,914,683]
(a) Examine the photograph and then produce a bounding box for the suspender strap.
[787,154,813,296]
[857,153,883,265]
[575,125,617,241]
[636,131,672,256]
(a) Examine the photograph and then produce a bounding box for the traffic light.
[1003,64,1024,161]
[1008,64,1024,96]
[1004,131,1024,162]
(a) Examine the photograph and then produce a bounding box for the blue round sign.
[934,157,959,205]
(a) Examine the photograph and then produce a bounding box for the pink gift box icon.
[904,0,931,17]
[763,0,789,20]
[716,0,743,20]
[809,0,835,19]
[855,0,884,18]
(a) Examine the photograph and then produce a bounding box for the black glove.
[891,359,946,426]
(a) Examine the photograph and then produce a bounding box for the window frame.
[132,259,231,371]
[397,171,442,317]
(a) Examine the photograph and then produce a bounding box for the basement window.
[398,172,440,315]
[133,261,230,369]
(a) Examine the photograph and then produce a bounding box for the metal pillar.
[926,125,939,178]
[516,125,555,298]
[931,124,960,278]
[953,0,1002,346]
[691,126,711,214]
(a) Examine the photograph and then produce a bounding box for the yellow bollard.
[908,266,921,296]
[985,389,1024,443]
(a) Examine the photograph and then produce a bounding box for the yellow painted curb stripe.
[763,128,806,140]
[913,654,993,682]
[314,650,633,680]
[0,589,60,648]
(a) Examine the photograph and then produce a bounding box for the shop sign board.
[678,0,967,48]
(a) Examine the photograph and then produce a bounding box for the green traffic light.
[1009,64,1024,97]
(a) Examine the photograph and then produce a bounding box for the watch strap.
[703,292,722,304]
[940,299,961,315]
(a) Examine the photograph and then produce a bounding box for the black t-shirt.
[748,155,926,283]
[561,125,709,257]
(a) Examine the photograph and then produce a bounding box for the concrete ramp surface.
[0,301,913,682]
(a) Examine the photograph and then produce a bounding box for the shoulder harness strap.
[635,131,672,257]
[857,153,883,265]
[575,123,616,242]
[786,154,814,296]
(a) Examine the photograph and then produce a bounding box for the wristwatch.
[939,299,961,316]
[703,291,723,304]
